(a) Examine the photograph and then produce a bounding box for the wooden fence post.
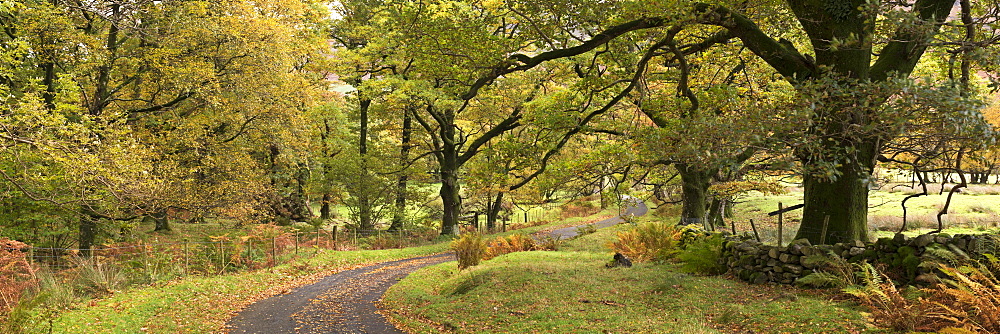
[777,202,784,246]
[219,242,225,272]
[749,219,761,243]
[332,226,338,250]
[820,215,830,245]
[294,231,299,255]
[183,241,189,276]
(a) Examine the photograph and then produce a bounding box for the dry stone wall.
[721,233,1000,285]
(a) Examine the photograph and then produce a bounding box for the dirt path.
[227,198,647,334]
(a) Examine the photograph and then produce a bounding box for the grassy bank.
[381,221,871,334]
[32,243,449,333]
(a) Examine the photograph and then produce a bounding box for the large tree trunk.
[78,213,98,258]
[796,171,870,244]
[795,136,877,244]
[677,164,713,226]
[151,209,170,232]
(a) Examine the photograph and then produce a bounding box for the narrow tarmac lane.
[227,198,647,334]
[226,253,452,334]
[547,196,649,240]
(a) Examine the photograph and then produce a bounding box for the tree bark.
[439,158,461,235]
[320,193,333,220]
[389,107,412,232]
[677,164,713,226]
[151,209,170,232]
[357,98,375,234]
[486,191,503,231]
[795,136,876,244]
[78,213,98,258]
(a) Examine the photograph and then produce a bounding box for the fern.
[843,262,925,332]
[606,221,680,263]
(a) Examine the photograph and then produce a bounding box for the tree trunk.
[795,165,871,244]
[706,197,728,229]
[357,98,375,234]
[486,191,503,231]
[677,164,713,226]
[152,209,170,232]
[320,193,333,220]
[389,107,412,232]
[439,161,461,235]
[78,214,97,258]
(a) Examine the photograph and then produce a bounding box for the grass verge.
[41,243,449,333]
[381,218,872,334]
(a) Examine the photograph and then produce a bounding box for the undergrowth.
[606,221,680,263]
[451,233,486,270]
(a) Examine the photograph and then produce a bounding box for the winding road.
[226,198,647,334]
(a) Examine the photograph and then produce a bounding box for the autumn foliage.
[0,238,36,317]
[606,221,681,263]
[847,257,1000,333]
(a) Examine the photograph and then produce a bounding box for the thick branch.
[461,17,670,100]
[693,3,815,82]
[870,0,957,81]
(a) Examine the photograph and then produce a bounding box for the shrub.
[0,238,36,317]
[606,221,680,263]
[451,233,486,270]
[575,224,598,236]
[363,236,404,250]
[560,200,598,218]
[677,234,726,275]
[483,234,536,260]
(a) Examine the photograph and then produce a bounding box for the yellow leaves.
[709,181,786,197]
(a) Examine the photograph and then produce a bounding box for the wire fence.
[4,228,437,275]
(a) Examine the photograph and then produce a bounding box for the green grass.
[40,243,450,334]
[727,185,1000,244]
[381,214,870,334]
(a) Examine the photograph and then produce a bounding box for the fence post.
[294,231,299,255]
[246,239,252,265]
[143,241,150,279]
[271,237,276,267]
[777,202,784,246]
[332,226,338,250]
[749,219,761,243]
[183,240,189,276]
[524,211,528,224]
[731,220,736,235]
[820,215,830,245]
[219,242,225,273]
